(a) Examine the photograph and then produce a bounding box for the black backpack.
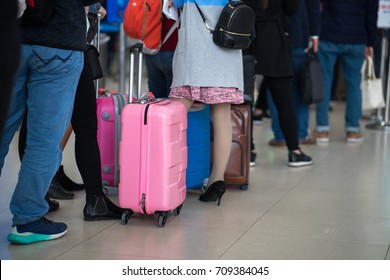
[196,0,255,49]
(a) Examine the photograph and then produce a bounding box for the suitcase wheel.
[157,212,168,228]
[240,184,249,191]
[121,210,132,225]
[173,204,183,216]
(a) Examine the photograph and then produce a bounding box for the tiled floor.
[1,100,390,260]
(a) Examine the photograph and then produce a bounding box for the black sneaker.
[7,217,67,245]
[288,150,313,167]
[250,151,257,167]
[252,114,263,125]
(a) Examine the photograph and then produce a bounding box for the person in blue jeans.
[0,0,98,245]
[313,0,378,143]
[266,0,320,147]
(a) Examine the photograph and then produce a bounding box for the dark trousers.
[71,54,102,195]
[264,76,299,151]
[19,54,103,195]
[0,1,20,143]
[255,80,268,111]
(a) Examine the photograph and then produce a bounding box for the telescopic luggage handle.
[129,43,144,103]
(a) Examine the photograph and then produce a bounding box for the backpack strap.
[194,1,214,34]
[161,15,180,46]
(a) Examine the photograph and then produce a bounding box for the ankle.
[290,149,301,155]
[207,179,224,188]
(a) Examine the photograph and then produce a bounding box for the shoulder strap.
[161,16,180,46]
[194,1,214,34]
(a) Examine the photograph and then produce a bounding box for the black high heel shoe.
[199,180,226,206]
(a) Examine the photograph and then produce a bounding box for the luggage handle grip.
[130,43,143,53]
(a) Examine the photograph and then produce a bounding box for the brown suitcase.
[210,103,251,191]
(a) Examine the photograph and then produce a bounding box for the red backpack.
[123,0,164,55]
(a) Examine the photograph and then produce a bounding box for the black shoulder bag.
[299,48,324,104]
[195,0,255,49]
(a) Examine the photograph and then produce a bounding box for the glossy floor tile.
[0,101,390,260]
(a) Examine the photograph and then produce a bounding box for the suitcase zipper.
[139,100,165,213]
[143,104,151,124]
[217,27,251,37]
[143,101,164,124]
[140,104,150,214]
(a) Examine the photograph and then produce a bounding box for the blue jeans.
[316,40,365,132]
[144,51,175,99]
[0,44,83,225]
[267,48,309,141]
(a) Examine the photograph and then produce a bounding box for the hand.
[310,37,319,53]
[365,47,374,60]
[98,6,107,19]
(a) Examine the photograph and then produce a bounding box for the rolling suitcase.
[210,103,251,191]
[94,12,126,189]
[119,43,187,227]
[186,103,210,189]
[96,90,127,188]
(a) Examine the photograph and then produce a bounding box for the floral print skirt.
[169,86,243,104]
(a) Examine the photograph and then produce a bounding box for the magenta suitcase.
[119,44,187,227]
[96,90,127,188]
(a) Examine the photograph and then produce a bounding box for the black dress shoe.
[47,177,75,200]
[45,194,60,212]
[199,180,226,206]
[56,165,85,192]
[84,193,129,221]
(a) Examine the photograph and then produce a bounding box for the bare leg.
[171,99,232,185]
[209,103,231,186]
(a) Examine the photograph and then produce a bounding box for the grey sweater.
[22,0,97,51]
[171,0,243,90]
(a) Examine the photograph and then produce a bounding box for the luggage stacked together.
[97,44,187,227]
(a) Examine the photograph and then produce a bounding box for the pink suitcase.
[119,44,187,227]
[96,90,127,188]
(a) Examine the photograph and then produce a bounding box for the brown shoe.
[312,130,329,143]
[346,131,363,143]
[268,139,286,147]
[299,137,317,145]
